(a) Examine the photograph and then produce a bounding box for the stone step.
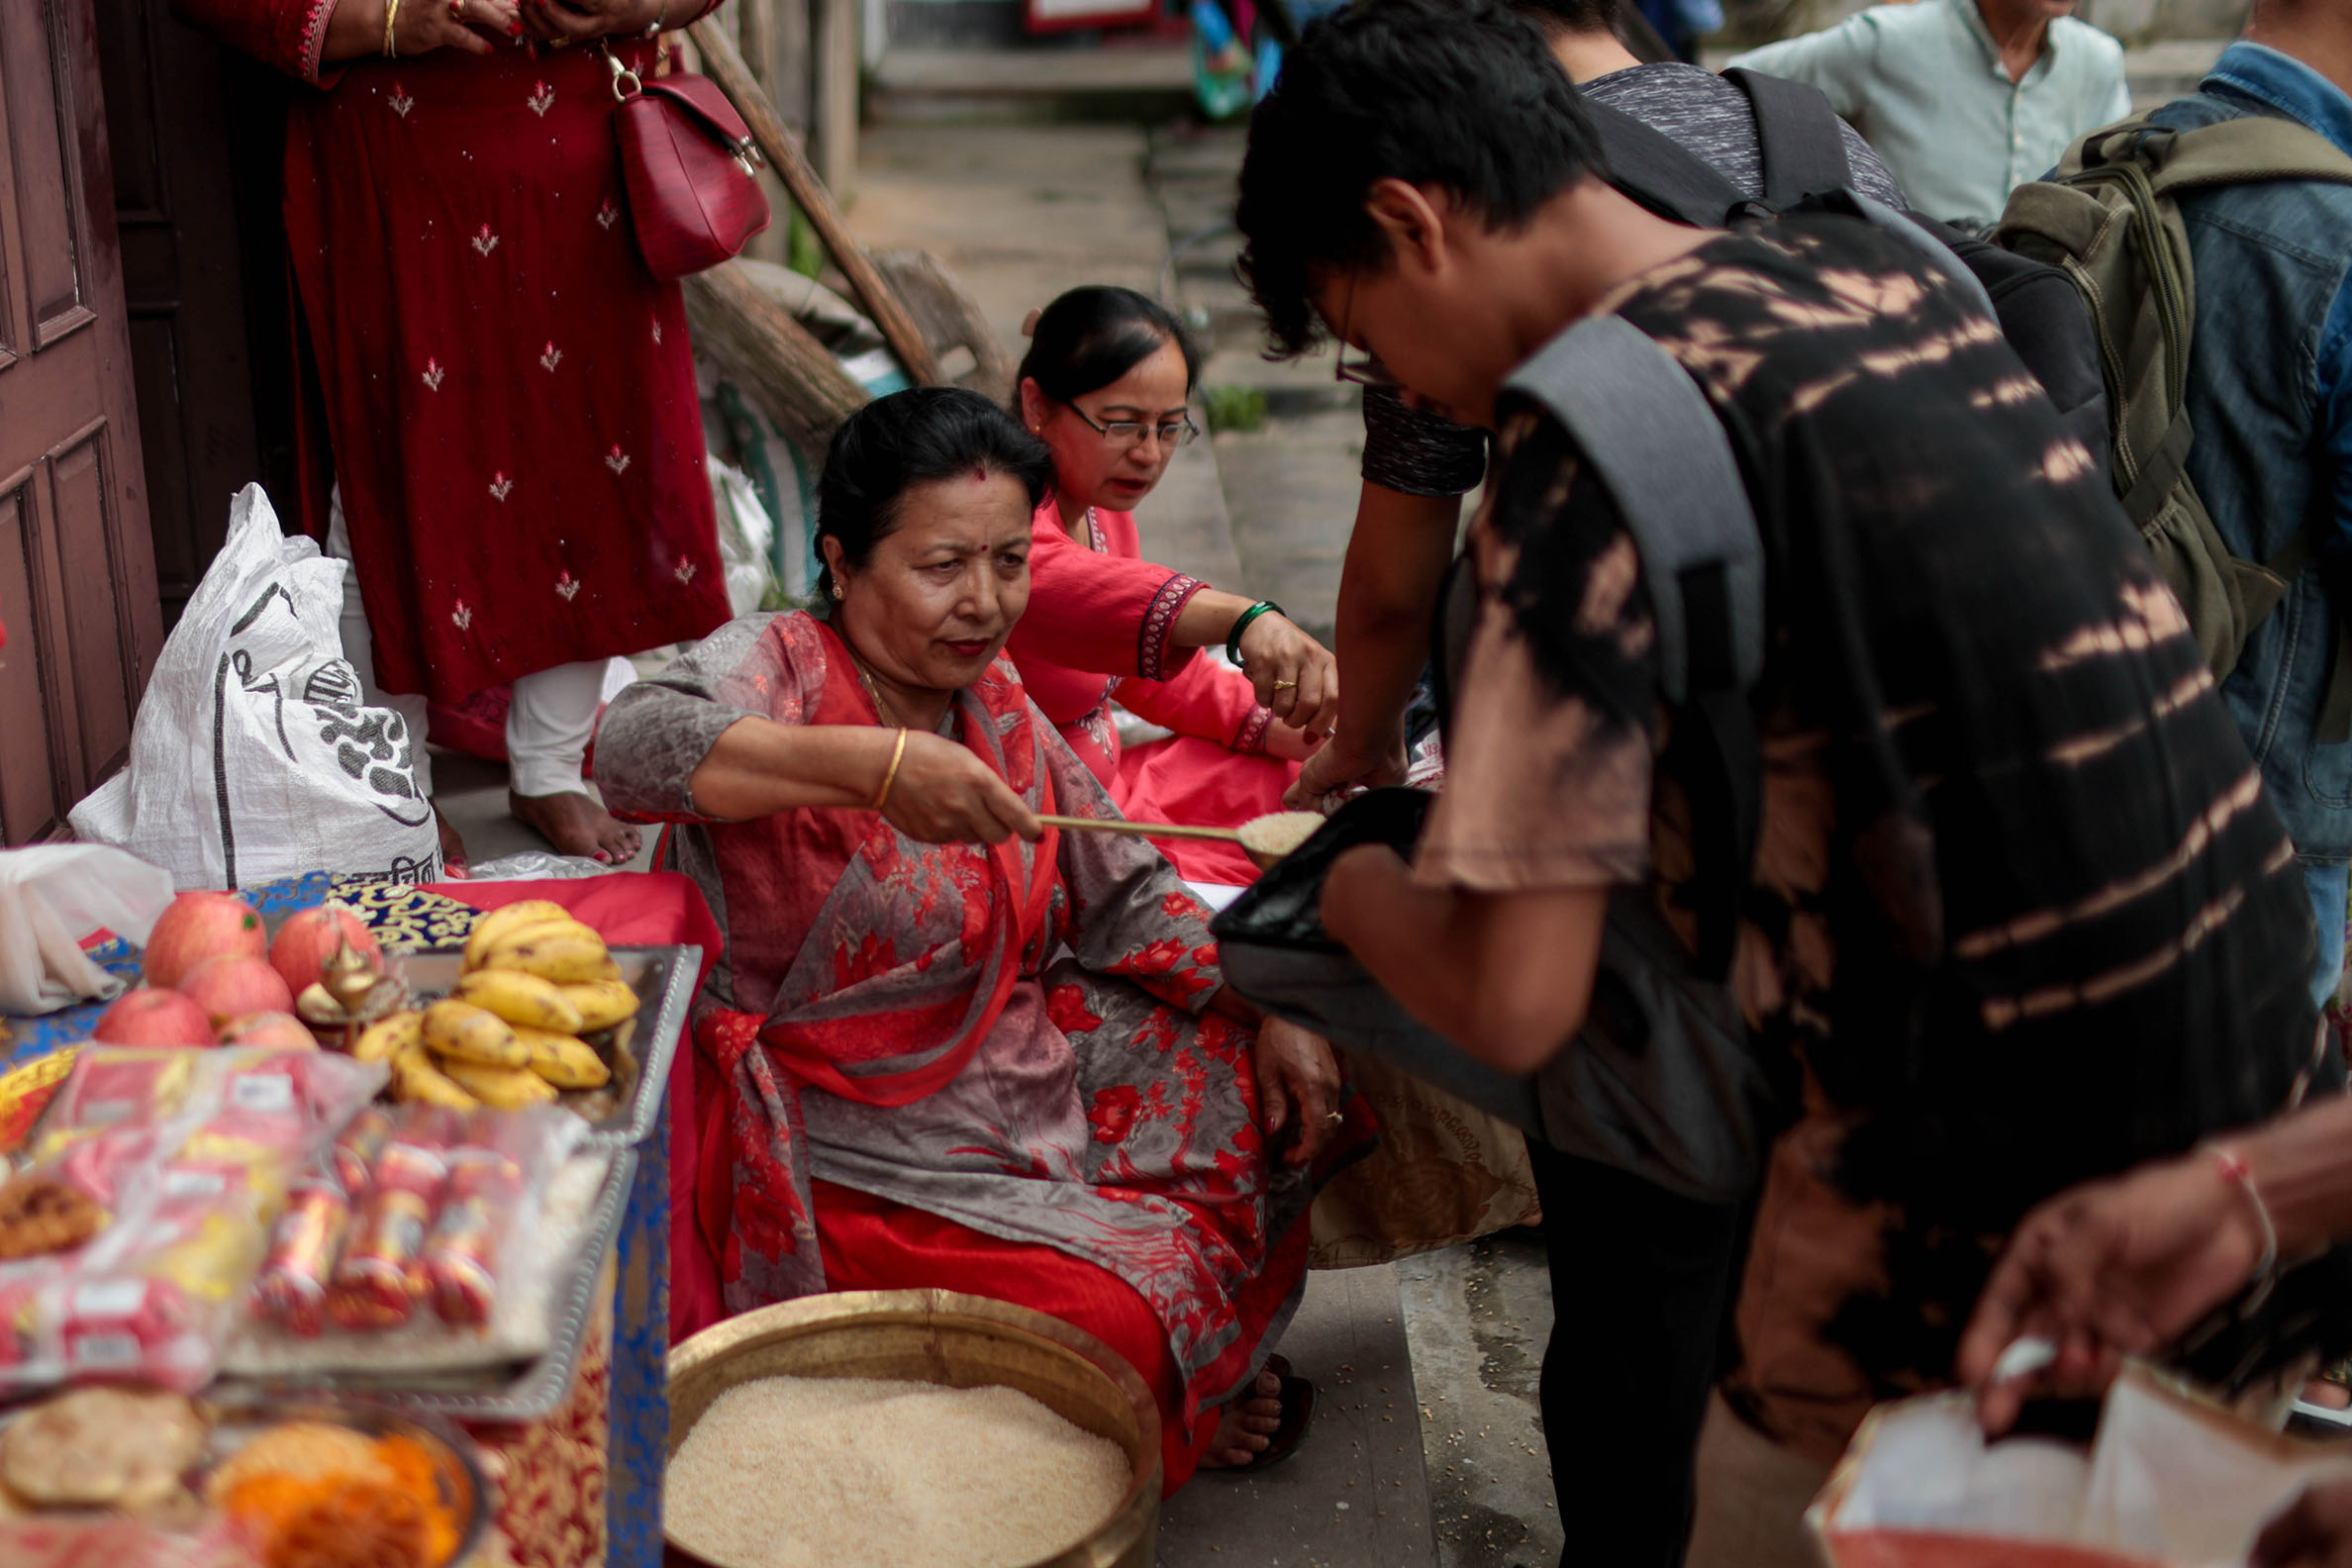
[869,41,1197,123]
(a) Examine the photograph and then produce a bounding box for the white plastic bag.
[710,457,779,618]
[69,485,441,891]
[1813,1370,2352,1568]
[0,845,174,1014]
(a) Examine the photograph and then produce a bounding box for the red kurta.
[167,3,731,703]
[1010,502,1299,886]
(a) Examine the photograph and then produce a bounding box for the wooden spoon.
[1036,810,1327,870]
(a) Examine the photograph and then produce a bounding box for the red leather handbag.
[606,48,772,281]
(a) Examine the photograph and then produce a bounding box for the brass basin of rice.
[664,1290,1161,1568]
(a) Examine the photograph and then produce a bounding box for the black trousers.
[1527,1141,1752,1568]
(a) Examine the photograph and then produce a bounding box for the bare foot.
[435,807,470,878]
[508,789,641,865]
[1198,1369,1285,1469]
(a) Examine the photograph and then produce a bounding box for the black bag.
[1215,317,1789,1205]
[1586,69,2112,470]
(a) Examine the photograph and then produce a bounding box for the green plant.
[1203,384,1266,435]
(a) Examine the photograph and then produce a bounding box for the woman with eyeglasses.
[1005,286,1339,886]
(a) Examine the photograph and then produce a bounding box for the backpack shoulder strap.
[1503,316,1765,978]
[2073,113,2352,195]
[1503,315,1764,705]
[1582,97,1750,230]
[1723,66,1854,208]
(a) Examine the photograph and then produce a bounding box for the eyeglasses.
[1327,273,1399,389]
[1061,402,1201,449]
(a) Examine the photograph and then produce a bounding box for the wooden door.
[0,0,162,844]
[95,0,292,627]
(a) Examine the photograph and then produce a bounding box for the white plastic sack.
[1813,1370,2352,1568]
[0,846,173,1014]
[69,485,441,891]
[710,457,779,618]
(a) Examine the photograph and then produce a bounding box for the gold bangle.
[382,0,401,56]
[872,727,908,812]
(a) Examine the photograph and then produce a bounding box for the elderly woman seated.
[595,387,1358,1490]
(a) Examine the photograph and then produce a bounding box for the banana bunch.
[356,902,638,1110]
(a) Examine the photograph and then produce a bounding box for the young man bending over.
[1235,3,2327,1563]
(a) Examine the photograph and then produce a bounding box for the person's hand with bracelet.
[874,728,1041,845]
[323,0,520,62]
[1168,591,1338,737]
[519,0,691,48]
[1957,1139,2288,1436]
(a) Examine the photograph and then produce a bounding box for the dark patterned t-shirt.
[1419,219,2326,1460]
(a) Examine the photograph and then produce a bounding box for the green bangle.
[1226,600,1284,668]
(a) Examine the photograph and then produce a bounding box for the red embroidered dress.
[1009,500,1301,886]
[593,612,1366,1489]
[164,7,731,702]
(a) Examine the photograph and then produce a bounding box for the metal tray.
[215,1143,638,1423]
[383,942,697,1153]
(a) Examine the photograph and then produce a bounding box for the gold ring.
[1272,679,1298,690]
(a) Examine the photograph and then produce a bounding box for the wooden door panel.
[0,472,66,844]
[97,0,268,626]
[0,0,159,844]
[9,34,93,344]
[49,419,135,775]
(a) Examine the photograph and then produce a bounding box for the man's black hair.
[816,387,1054,596]
[1233,0,1607,358]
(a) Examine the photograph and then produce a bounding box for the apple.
[91,988,216,1047]
[178,955,294,1028]
[143,891,266,989]
[216,1012,320,1051]
[268,906,381,999]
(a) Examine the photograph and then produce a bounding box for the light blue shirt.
[1727,0,2131,228]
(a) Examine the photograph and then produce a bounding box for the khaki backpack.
[1997,113,2352,706]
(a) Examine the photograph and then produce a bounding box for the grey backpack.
[1212,315,1781,1205]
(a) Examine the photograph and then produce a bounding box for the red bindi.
[972,465,987,483]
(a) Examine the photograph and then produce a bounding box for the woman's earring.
[830,582,845,602]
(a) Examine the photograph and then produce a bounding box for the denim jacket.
[2151,44,2352,861]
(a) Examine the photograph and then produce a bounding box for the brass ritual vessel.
[664,1290,1163,1568]
[294,934,410,1049]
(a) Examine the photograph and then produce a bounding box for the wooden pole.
[681,261,873,453]
[687,18,943,387]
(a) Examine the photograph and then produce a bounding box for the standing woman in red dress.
[170,0,734,870]
[1005,286,1338,887]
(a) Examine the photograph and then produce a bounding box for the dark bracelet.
[1226,600,1285,668]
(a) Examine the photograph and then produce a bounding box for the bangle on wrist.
[382,0,402,56]
[643,0,668,35]
[871,728,908,812]
[2209,1143,2281,1313]
[1226,600,1284,668]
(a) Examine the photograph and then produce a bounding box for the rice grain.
[664,1375,1130,1568]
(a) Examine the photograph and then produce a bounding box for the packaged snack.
[328,1140,447,1332]
[0,1046,388,1394]
[332,1107,395,1196]
[253,1178,351,1338]
[424,1148,520,1327]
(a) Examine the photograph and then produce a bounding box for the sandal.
[1212,1353,1316,1474]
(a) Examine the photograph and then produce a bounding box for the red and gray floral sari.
[595,611,1360,1487]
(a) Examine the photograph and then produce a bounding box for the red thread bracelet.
[2210,1144,2281,1311]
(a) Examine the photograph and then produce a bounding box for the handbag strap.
[604,45,764,172]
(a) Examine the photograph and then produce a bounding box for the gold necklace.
[845,646,921,733]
